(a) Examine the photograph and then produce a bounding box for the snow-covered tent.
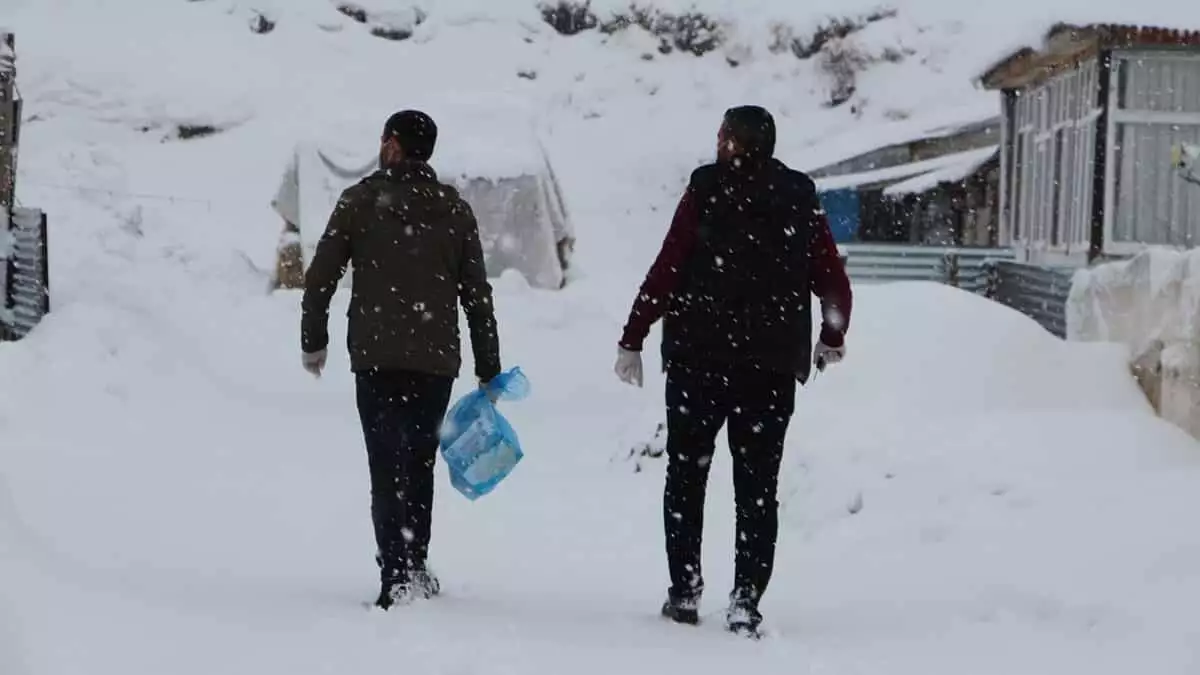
[271,104,575,290]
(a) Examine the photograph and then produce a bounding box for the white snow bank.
[1068,248,1200,356]
[771,284,1200,675]
[1069,247,1200,439]
[801,281,1150,415]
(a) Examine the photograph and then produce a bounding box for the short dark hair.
[722,105,776,158]
[383,110,438,161]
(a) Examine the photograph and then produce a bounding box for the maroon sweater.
[619,189,852,353]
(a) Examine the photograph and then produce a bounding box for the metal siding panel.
[1039,136,1052,244]
[1081,119,1097,248]
[1113,122,1200,246]
[1102,55,1120,255]
[1076,61,1100,252]
[841,244,1015,290]
[999,93,1014,245]
[985,260,1074,338]
[1060,128,1073,248]
[1023,130,1036,241]
[1120,52,1200,114]
[2,207,48,340]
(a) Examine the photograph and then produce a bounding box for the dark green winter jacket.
[301,160,501,382]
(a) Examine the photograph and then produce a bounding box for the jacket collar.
[381,159,438,184]
[720,153,773,174]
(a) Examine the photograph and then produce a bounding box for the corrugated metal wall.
[840,243,1014,292]
[1,207,49,341]
[1110,52,1200,248]
[982,260,1075,338]
[1008,60,1101,254]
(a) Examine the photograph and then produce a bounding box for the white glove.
[302,349,328,378]
[813,341,845,370]
[614,347,644,388]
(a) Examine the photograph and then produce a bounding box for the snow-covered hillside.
[3,0,1200,673]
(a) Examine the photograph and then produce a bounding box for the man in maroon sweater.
[614,106,852,638]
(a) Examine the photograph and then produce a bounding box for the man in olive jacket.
[301,110,501,610]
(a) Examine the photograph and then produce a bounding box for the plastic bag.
[438,367,531,500]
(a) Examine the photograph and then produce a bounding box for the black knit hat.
[722,105,776,159]
[383,110,438,161]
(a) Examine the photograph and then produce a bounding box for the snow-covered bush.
[771,8,896,59]
[599,7,723,56]
[539,1,724,56]
[249,10,276,34]
[818,38,870,107]
[336,3,427,41]
[539,0,599,35]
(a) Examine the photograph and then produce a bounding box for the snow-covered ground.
[3,1,1200,673]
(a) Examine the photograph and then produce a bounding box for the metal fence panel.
[983,260,1074,338]
[840,243,1015,292]
[2,207,49,340]
[839,244,1074,338]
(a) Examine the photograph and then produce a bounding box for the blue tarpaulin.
[818,189,859,243]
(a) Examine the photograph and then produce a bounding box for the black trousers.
[663,363,796,607]
[355,369,454,586]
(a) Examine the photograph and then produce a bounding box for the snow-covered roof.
[816,146,998,193]
[980,22,1200,89]
[883,146,999,197]
[783,101,998,176]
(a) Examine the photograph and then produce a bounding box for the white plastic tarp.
[271,105,573,290]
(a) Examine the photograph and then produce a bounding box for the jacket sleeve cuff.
[819,325,844,348]
[301,329,329,355]
[476,362,502,383]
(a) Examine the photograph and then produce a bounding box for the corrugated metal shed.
[1,207,49,340]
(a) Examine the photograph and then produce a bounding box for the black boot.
[374,581,416,610]
[725,591,764,639]
[411,568,441,599]
[660,592,701,625]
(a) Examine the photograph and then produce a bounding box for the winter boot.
[660,592,701,626]
[410,568,441,599]
[725,597,764,639]
[373,581,417,611]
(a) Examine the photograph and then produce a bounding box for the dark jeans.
[355,369,454,585]
[663,363,796,607]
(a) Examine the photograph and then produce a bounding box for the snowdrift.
[1069,248,1200,438]
[802,281,1149,415]
[271,103,574,290]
